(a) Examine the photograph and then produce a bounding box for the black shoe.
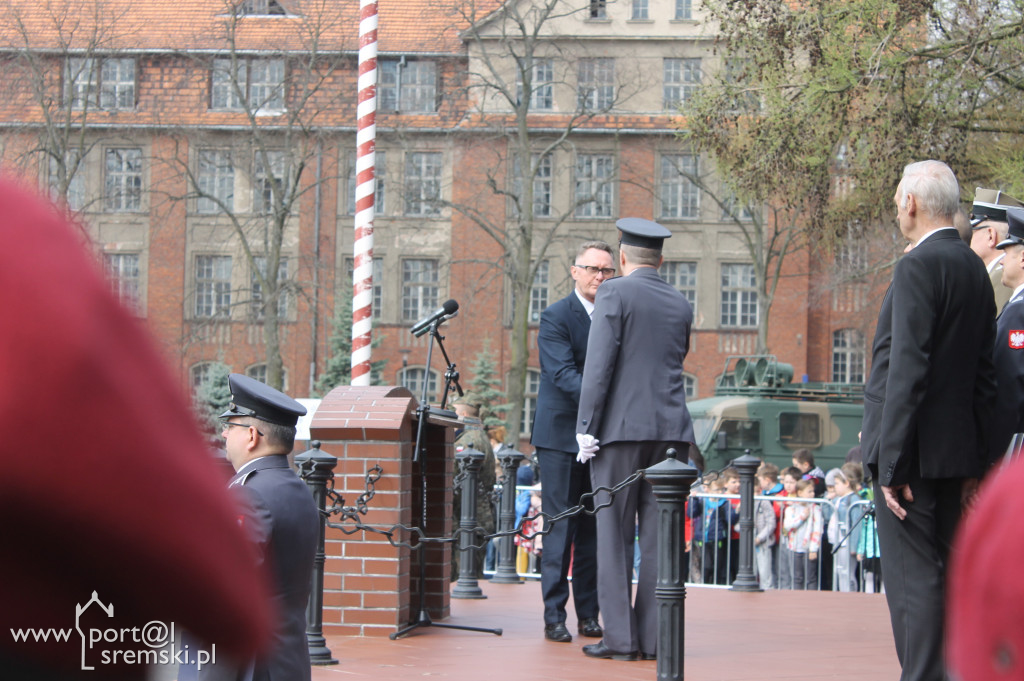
[582,641,638,661]
[639,652,656,661]
[544,622,572,643]
[578,617,603,638]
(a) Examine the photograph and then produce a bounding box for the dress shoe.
[582,641,638,661]
[578,617,603,638]
[639,652,656,661]
[544,622,572,642]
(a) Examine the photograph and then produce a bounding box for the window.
[832,329,866,383]
[675,0,693,20]
[404,151,442,216]
[719,418,761,449]
[663,261,697,307]
[251,256,288,318]
[589,0,607,19]
[399,367,439,403]
[574,153,614,218]
[196,149,234,213]
[347,257,385,320]
[530,260,550,323]
[254,150,288,214]
[65,57,135,110]
[660,154,700,219]
[631,0,649,19]
[664,58,701,109]
[347,150,386,214]
[195,255,232,318]
[246,364,288,390]
[521,369,541,437]
[48,151,85,211]
[191,362,216,389]
[211,58,285,112]
[721,192,755,221]
[578,58,615,110]
[516,58,553,110]
[238,0,286,15]
[511,153,552,218]
[780,413,821,446]
[379,59,437,113]
[683,373,696,399]
[104,252,141,312]
[401,259,439,322]
[104,148,143,212]
[720,263,758,328]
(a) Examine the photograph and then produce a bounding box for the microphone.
[410,299,459,337]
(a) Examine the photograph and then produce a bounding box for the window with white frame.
[675,0,693,20]
[246,364,288,390]
[521,369,541,437]
[65,57,136,110]
[49,150,85,211]
[238,0,286,15]
[196,149,234,213]
[574,153,614,218]
[104,148,143,212]
[347,256,385,320]
[663,58,701,109]
[631,0,649,19]
[191,362,216,389]
[720,192,755,221]
[832,329,865,383]
[195,255,232,319]
[379,59,437,113]
[511,152,553,218]
[399,367,439,403]
[589,0,607,19]
[251,256,288,319]
[104,252,141,312]
[660,154,700,219]
[577,58,615,110]
[720,263,758,328]
[683,373,696,398]
[401,259,439,322]
[404,151,442,216]
[663,261,697,308]
[530,260,550,323]
[253,150,288,214]
[211,58,285,112]
[347,150,386,215]
[516,58,553,110]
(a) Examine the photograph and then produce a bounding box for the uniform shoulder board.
[229,469,258,488]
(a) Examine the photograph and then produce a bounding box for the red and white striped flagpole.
[351,0,378,386]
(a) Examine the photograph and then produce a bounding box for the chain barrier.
[321,463,647,551]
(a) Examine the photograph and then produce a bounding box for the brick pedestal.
[310,385,459,637]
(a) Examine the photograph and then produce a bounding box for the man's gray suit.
[576,267,694,657]
[862,228,996,681]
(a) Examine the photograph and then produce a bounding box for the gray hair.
[575,240,613,261]
[898,160,960,221]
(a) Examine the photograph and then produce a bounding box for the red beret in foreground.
[0,178,273,677]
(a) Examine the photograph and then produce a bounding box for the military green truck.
[689,355,864,473]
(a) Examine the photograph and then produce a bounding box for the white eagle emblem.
[1010,331,1024,349]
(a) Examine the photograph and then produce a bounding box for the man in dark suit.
[989,207,1024,461]
[861,161,997,681]
[575,219,695,661]
[968,187,1024,314]
[186,373,319,681]
[531,240,614,643]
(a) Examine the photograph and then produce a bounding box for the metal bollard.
[490,448,525,584]
[645,447,699,681]
[452,447,487,599]
[731,452,762,592]
[295,441,339,666]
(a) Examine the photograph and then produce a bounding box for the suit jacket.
[861,229,997,485]
[531,291,592,453]
[230,456,319,681]
[990,293,1024,461]
[576,267,695,445]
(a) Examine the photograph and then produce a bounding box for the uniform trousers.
[590,441,681,655]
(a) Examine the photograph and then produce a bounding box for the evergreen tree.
[316,295,387,396]
[467,339,508,428]
[194,361,232,437]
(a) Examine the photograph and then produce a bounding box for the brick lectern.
[310,385,459,637]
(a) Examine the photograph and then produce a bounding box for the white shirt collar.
[1012,282,1024,303]
[574,288,595,317]
[913,226,957,248]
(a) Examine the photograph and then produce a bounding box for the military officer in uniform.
[970,187,1024,314]
[186,374,319,681]
[575,218,695,661]
[990,207,1024,462]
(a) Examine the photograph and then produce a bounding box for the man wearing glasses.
[183,373,318,681]
[531,240,614,644]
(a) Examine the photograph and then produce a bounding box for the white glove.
[576,433,599,463]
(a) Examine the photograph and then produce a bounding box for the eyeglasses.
[574,264,615,277]
[223,421,264,437]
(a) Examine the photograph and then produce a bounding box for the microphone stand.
[392,318,501,639]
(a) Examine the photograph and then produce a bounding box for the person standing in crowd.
[969,187,1024,314]
[185,374,320,681]
[576,218,694,661]
[792,449,826,497]
[862,160,996,681]
[452,392,496,578]
[988,207,1024,462]
[531,240,614,643]
[754,463,779,589]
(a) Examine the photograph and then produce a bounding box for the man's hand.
[881,483,914,521]
[576,433,599,463]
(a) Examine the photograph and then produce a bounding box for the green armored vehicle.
[689,355,864,473]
